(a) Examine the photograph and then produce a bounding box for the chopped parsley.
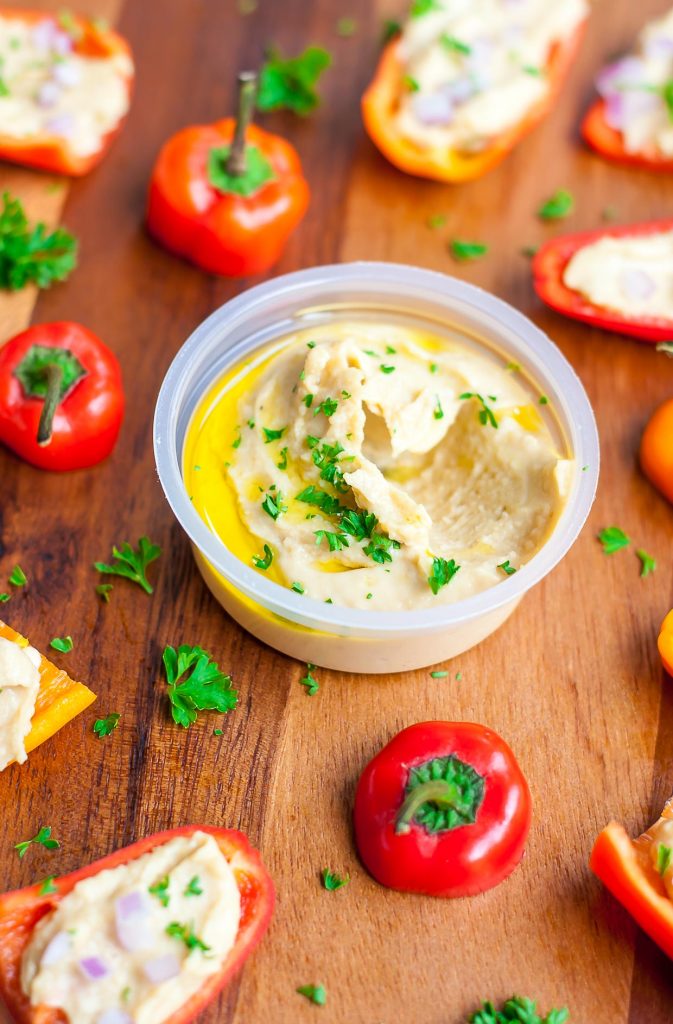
[657,844,672,877]
[380,364,396,374]
[163,644,238,728]
[429,362,438,374]
[321,869,349,891]
[363,533,400,565]
[297,984,327,1006]
[296,486,343,516]
[538,189,574,221]
[232,430,242,449]
[315,529,350,552]
[497,561,517,576]
[450,239,488,262]
[300,663,319,695]
[213,728,223,736]
[252,544,274,570]
[165,921,210,953]
[598,526,630,555]
[314,396,339,418]
[9,565,26,587]
[93,713,120,738]
[39,876,58,895]
[522,64,543,77]
[262,489,287,520]
[184,876,203,897]
[434,397,444,420]
[637,549,656,577]
[440,34,471,55]
[15,826,60,859]
[95,583,113,602]
[50,636,73,653]
[307,340,316,349]
[467,995,569,1024]
[257,46,331,116]
[411,0,442,15]
[291,581,305,594]
[0,593,8,603]
[303,393,314,408]
[0,192,77,291]
[309,438,351,493]
[505,361,521,372]
[385,345,397,354]
[262,426,286,443]
[403,74,420,92]
[277,446,289,470]
[149,876,170,907]
[94,537,161,595]
[430,670,448,678]
[539,395,549,405]
[428,556,460,595]
[460,392,498,428]
[456,671,462,681]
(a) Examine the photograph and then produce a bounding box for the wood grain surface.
[1,1,672,1022]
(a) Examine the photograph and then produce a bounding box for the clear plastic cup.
[154,263,599,674]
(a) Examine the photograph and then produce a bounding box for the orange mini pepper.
[0,8,133,176]
[147,72,309,278]
[640,397,673,505]
[591,798,673,961]
[361,21,586,184]
[659,610,673,677]
[0,619,95,763]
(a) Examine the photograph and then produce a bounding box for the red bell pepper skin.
[0,321,124,471]
[582,99,673,172]
[353,721,531,898]
[533,220,673,343]
[0,825,275,1024]
[147,119,309,278]
[0,8,133,176]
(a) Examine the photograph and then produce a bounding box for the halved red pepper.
[659,610,673,676]
[640,397,673,503]
[591,798,673,961]
[582,100,673,172]
[0,321,124,472]
[147,72,309,278]
[533,220,673,343]
[361,21,587,183]
[353,721,531,898]
[0,824,274,1023]
[0,8,133,176]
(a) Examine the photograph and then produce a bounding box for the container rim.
[153,262,600,638]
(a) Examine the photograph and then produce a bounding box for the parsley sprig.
[93,713,120,738]
[598,526,630,555]
[468,996,569,1024]
[297,984,327,1006]
[258,46,331,116]
[460,392,498,428]
[428,556,460,595]
[538,189,574,221]
[15,826,60,859]
[94,537,161,595]
[321,869,349,890]
[166,921,210,953]
[163,644,238,727]
[0,193,77,291]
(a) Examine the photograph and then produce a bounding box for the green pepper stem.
[395,779,461,835]
[227,71,258,177]
[37,362,64,446]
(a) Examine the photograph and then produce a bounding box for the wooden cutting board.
[1,0,672,1021]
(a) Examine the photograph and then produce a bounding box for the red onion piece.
[51,31,74,56]
[52,61,81,88]
[114,891,154,952]
[412,91,454,125]
[44,113,75,139]
[605,88,662,131]
[36,81,61,109]
[79,956,109,981]
[143,953,182,984]
[645,35,673,61]
[41,930,71,967]
[619,267,657,301]
[443,77,476,104]
[596,57,647,98]
[32,20,58,53]
[98,1012,134,1024]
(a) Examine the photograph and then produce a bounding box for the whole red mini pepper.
[0,321,124,471]
[0,824,274,1023]
[0,8,134,176]
[533,220,673,343]
[353,721,531,898]
[147,71,309,278]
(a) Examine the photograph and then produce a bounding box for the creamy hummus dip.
[563,230,673,320]
[21,831,241,1024]
[186,324,570,612]
[0,14,132,158]
[0,636,41,771]
[596,7,673,157]
[394,0,587,153]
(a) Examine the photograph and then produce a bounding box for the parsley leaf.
[166,921,210,953]
[315,529,350,552]
[15,825,60,859]
[184,876,203,897]
[441,34,471,55]
[149,875,170,907]
[657,843,672,877]
[94,537,161,595]
[460,392,498,428]
[252,544,274,570]
[300,663,319,695]
[314,396,339,418]
[497,561,517,576]
[636,549,656,577]
[598,526,630,555]
[291,581,305,594]
[321,869,349,890]
[296,486,344,516]
[263,426,286,443]
[262,489,287,520]
[258,46,331,116]
[0,193,77,291]
[538,189,574,221]
[468,996,569,1024]
[9,565,26,587]
[95,583,113,603]
[297,984,327,1006]
[163,644,238,728]
[380,364,396,374]
[93,713,120,738]
[428,556,460,595]
[430,670,448,678]
[49,635,73,653]
[662,80,673,123]
[277,446,289,470]
[450,239,489,262]
[0,594,9,603]
[38,876,58,895]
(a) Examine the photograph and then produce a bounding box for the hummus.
[185,323,570,612]
[0,636,41,771]
[650,817,673,901]
[0,14,132,158]
[394,0,587,153]
[21,831,241,1024]
[563,230,673,320]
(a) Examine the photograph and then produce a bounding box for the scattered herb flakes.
[505,361,521,372]
[300,663,319,696]
[213,728,223,736]
[598,526,630,555]
[385,345,397,355]
[498,560,517,576]
[657,843,673,877]
[522,64,543,77]
[467,995,569,1024]
[450,239,488,262]
[656,341,673,357]
[403,74,420,92]
[149,876,170,907]
[539,395,549,405]
[460,392,498,428]
[336,16,357,37]
[9,565,26,587]
[306,341,317,349]
[0,192,78,291]
[366,592,373,600]
[411,0,442,15]
[163,644,238,728]
[38,876,58,896]
[291,581,305,594]
[184,876,204,897]
[95,583,113,603]
[380,364,396,374]
[315,528,349,552]
[0,593,9,603]
[297,984,327,1007]
[165,921,210,953]
[538,189,574,221]
[382,18,402,43]
[93,713,120,738]
[15,826,60,859]
[440,34,471,55]
[429,362,438,374]
[430,670,448,678]
[49,636,73,653]
[94,537,161,595]
[637,549,656,578]
[262,489,287,521]
[520,244,539,258]
[257,46,331,117]
[434,396,444,420]
[263,426,286,443]
[302,393,314,408]
[232,431,242,449]
[277,446,289,470]
[314,396,338,418]
[455,671,463,681]
[428,556,460,595]
[321,869,349,891]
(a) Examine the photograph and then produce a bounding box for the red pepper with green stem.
[0,321,124,471]
[147,71,309,278]
[354,721,531,898]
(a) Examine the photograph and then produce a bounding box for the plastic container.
[154,263,599,674]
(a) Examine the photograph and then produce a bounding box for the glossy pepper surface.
[659,610,673,677]
[353,721,531,898]
[583,100,673,172]
[640,396,673,502]
[0,825,274,1023]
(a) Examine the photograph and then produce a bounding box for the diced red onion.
[412,91,454,126]
[619,267,657,301]
[645,35,673,61]
[78,956,109,981]
[467,38,494,90]
[52,61,81,88]
[443,77,476,104]
[41,931,71,967]
[114,891,154,952]
[45,113,75,139]
[32,20,58,53]
[51,30,74,56]
[36,81,61,109]
[143,953,182,984]
[604,88,662,131]
[595,57,647,98]
[98,1012,134,1024]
